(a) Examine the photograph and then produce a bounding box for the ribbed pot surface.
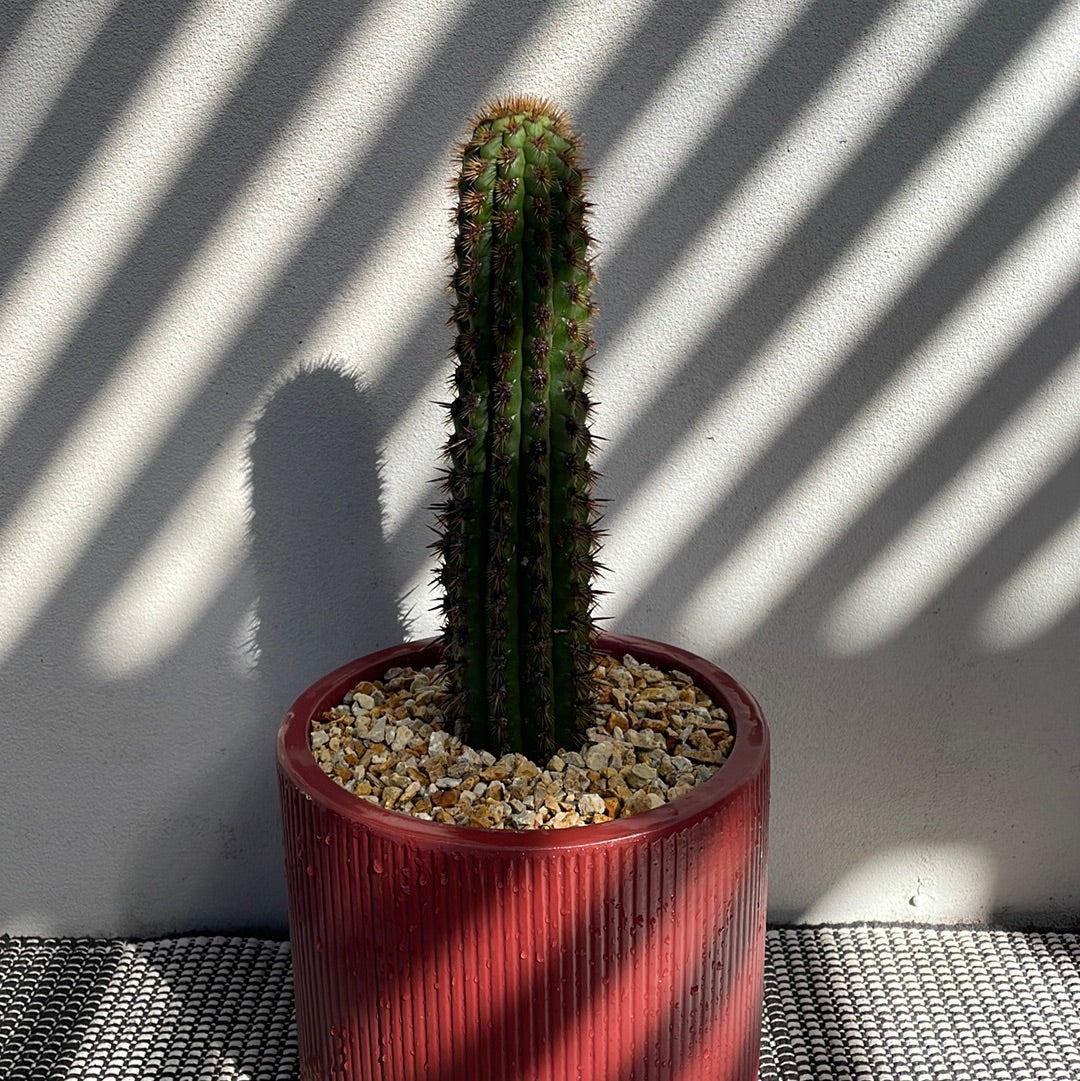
[278,633,769,1081]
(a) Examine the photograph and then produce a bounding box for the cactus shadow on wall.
[248,361,407,712]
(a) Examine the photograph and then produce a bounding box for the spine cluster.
[434,96,602,760]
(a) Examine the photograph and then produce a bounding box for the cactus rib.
[435,97,601,760]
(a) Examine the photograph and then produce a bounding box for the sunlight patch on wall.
[80,431,249,678]
[0,0,473,666]
[681,167,1080,651]
[591,0,816,242]
[381,369,445,532]
[0,0,293,447]
[502,0,653,110]
[798,843,995,925]
[824,343,1080,655]
[597,0,987,454]
[976,504,1080,652]
[301,171,453,388]
[0,0,116,186]
[604,0,1080,625]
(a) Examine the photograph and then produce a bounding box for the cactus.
[433,96,602,761]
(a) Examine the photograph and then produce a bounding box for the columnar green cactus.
[434,96,602,761]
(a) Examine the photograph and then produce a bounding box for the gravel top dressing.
[309,652,734,830]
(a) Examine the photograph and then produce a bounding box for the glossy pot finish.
[278,633,769,1081]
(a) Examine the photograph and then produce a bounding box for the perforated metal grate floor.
[760,925,1080,1081]
[1,926,1077,1079]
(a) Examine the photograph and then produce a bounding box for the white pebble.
[578,793,607,817]
[583,741,615,770]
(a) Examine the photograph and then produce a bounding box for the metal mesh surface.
[2,926,1077,1080]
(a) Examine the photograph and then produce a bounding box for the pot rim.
[277,631,768,850]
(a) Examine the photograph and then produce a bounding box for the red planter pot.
[278,633,769,1081]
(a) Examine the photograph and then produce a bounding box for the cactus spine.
[434,97,601,761]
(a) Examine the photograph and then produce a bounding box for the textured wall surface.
[1,0,1078,936]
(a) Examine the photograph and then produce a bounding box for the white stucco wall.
[2,0,1077,937]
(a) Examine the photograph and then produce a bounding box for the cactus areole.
[434,97,603,761]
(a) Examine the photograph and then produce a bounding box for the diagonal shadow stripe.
[0,938,127,1075]
[0,0,202,295]
[594,0,1064,527]
[0,0,376,521]
[620,89,1080,635]
[568,0,729,167]
[0,0,42,68]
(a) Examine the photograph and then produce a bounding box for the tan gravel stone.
[308,652,734,831]
[623,790,666,815]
